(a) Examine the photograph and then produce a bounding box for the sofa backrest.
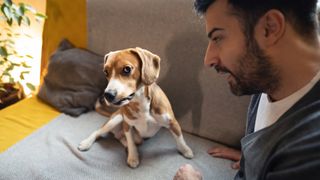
[87,0,250,147]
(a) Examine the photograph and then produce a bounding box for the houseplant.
[0,0,46,108]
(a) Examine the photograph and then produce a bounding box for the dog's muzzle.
[104,90,117,102]
[104,91,135,106]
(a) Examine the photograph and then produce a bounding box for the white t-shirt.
[254,70,320,132]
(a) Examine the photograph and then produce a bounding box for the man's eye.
[212,36,222,44]
[123,66,132,75]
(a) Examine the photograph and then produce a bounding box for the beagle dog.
[78,47,193,168]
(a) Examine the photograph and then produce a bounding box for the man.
[174,0,320,179]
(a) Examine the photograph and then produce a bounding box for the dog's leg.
[119,136,128,148]
[118,128,143,148]
[132,127,143,145]
[78,113,123,151]
[123,121,139,168]
[169,119,194,159]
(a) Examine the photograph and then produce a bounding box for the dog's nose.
[104,90,117,102]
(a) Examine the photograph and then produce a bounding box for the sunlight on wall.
[19,0,46,95]
[2,0,46,96]
[10,26,44,95]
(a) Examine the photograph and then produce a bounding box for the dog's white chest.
[123,90,161,138]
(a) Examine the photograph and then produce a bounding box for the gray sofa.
[84,0,250,179]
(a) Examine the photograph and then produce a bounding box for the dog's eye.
[122,66,132,75]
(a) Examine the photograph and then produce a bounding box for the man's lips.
[215,66,231,75]
[213,65,234,81]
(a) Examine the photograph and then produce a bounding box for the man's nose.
[204,42,218,67]
[104,90,117,102]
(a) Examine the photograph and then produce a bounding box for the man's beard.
[216,38,280,96]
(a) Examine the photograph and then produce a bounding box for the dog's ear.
[131,47,161,85]
[104,52,111,64]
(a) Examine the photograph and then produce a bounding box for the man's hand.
[207,146,241,169]
[174,164,202,180]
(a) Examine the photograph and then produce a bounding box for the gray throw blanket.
[0,112,236,180]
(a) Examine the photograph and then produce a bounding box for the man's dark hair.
[194,0,319,43]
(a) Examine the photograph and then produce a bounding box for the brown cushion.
[38,39,107,116]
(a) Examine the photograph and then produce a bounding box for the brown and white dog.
[78,47,193,168]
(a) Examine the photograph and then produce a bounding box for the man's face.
[204,0,279,96]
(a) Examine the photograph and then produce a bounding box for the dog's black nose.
[104,90,117,102]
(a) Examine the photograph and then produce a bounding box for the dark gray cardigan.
[235,80,320,180]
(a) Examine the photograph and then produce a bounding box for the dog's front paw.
[127,157,140,168]
[78,138,94,151]
[181,146,194,159]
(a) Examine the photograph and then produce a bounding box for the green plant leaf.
[3,57,8,62]
[24,33,32,38]
[21,62,31,68]
[23,16,30,26]
[17,4,25,16]
[19,73,24,80]
[18,16,23,26]
[24,5,36,14]
[9,77,14,83]
[6,64,14,71]
[2,72,10,76]
[4,0,13,6]
[11,62,20,66]
[7,18,13,25]
[2,5,11,20]
[0,47,8,57]
[19,71,29,80]
[1,4,6,17]
[26,82,35,91]
[35,12,47,19]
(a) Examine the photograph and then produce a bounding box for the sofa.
[0,0,250,179]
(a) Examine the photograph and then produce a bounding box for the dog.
[78,47,193,168]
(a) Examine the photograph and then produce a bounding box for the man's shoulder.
[263,101,320,180]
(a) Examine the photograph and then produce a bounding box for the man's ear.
[130,47,161,85]
[256,9,286,47]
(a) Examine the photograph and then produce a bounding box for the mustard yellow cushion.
[0,96,60,152]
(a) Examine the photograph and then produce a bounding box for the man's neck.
[268,39,320,101]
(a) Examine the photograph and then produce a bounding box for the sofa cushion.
[38,39,107,116]
[86,0,250,147]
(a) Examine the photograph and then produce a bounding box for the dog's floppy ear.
[104,52,111,64]
[104,50,120,64]
[131,47,161,85]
